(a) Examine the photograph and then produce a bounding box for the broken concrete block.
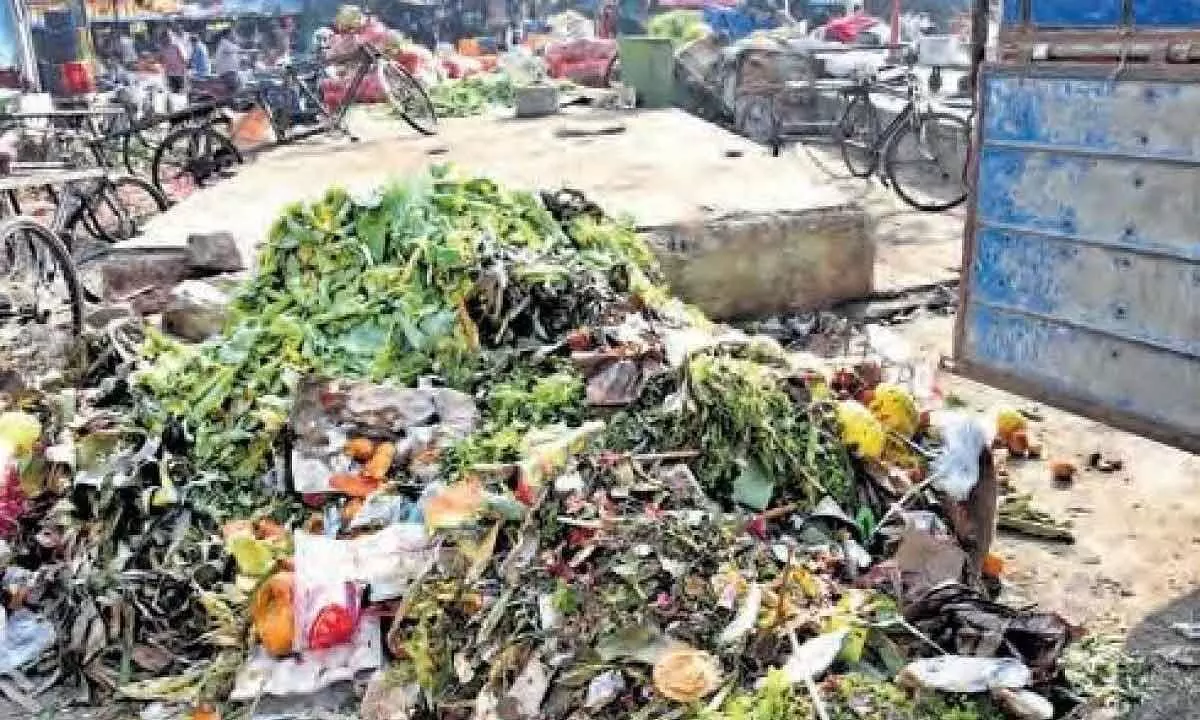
[79,247,192,314]
[85,302,135,329]
[186,232,245,274]
[161,280,230,342]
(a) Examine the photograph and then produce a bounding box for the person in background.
[118,33,138,66]
[617,0,646,34]
[214,29,242,92]
[159,26,189,93]
[263,18,291,65]
[189,33,211,78]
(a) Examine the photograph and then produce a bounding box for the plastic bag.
[293,524,432,618]
[0,610,55,673]
[498,48,547,84]
[230,107,274,149]
[897,655,1031,693]
[928,411,988,501]
[231,615,382,699]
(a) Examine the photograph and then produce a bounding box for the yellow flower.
[836,401,885,460]
[869,383,920,439]
[653,648,721,703]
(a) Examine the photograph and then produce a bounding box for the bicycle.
[0,113,171,245]
[150,43,437,203]
[0,176,90,378]
[832,63,972,212]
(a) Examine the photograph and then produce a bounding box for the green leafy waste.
[691,672,1005,720]
[648,9,711,47]
[428,73,516,118]
[135,168,657,513]
[134,165,861,520]
[636,353,855,507]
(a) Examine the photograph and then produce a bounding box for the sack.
[231,106,274,148]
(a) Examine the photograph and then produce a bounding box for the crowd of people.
[100,18,293,95]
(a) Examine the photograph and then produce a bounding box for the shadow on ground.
[1126,589,1200,719]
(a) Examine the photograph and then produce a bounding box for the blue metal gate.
[957,64,1200,451]
[1003,0,1200,28]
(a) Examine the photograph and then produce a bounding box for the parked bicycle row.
[0,41,438,366]
[3,41,437,232]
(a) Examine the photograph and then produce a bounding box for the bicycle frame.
[248,45,379,146]
[838,73,931,174]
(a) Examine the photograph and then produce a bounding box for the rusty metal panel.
[957,65,1200,452]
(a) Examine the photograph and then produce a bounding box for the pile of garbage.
[0,170,1139,719]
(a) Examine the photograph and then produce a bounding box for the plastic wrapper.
[897,655,1031,693]
[293,524,433,612]
[0,610,55,673]
[231,616,382,699]
[289,377,476,494]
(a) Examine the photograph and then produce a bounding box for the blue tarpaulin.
[702,6,778,40]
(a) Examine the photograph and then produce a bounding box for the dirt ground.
[6,109,1196,718]
[797,142,1200,717]
[793,140,1200,635]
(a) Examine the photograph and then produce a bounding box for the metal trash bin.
[616,36,675,108]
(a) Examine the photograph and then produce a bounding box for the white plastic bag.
[898,656,1031,693]
[929,410,989,501]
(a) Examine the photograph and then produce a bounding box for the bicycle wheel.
[885,111,972,212]
[123,119,172,177]
[72,175,171,244]
[0,217,84,370]
[151,124,243,203]
[834,94,880,179]
[378,60,438,136]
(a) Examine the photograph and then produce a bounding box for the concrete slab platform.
[141,107,873,318]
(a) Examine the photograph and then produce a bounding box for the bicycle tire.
[884,111,971,212]
[70,178,129,244]
[377,60,438,136]
[151,124,244,203]
[0,216,84,339]
[94,175,172,242]
[123,119,171,176]
[834,93,879,179]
